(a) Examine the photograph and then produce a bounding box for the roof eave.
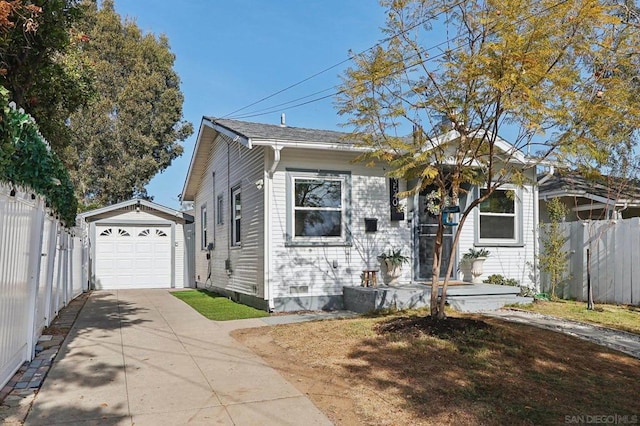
[80,199,192,222]
[181,119,212,202]
[251,139,368,152]
[206,117,252,148]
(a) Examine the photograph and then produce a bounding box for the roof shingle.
[208,117,353,145]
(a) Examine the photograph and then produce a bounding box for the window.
[200,204,207,250]
[231,187,241,246]
[217,194,224,225]
[477,187,521,244]
[287,170,351,245]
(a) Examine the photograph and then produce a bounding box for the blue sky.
[113,0,388,209]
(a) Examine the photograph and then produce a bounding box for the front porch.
[343,283,533,313]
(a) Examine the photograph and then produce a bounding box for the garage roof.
[80,199,194,224]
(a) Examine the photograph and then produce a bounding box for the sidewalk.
[16,289,332,426]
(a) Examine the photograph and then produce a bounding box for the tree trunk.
[430,226,443,317]
[586,247,594,310]
[437,191,470,317]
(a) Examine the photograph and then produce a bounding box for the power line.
[222,0,466,119]
[227,0,571,121]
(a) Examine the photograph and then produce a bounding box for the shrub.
[483,274,519,286]
[0,88,77,226]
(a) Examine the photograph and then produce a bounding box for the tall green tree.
[68,0,192,207]
[0,0,94,153]
[337,0,640,319]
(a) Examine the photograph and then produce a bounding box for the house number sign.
[389,178,405,221]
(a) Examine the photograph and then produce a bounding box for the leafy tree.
[0,0,94,152]
[67,0,192,207]
[337,0,640,319]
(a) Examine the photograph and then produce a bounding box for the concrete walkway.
[24,290,332,426]
[487,309,640,359]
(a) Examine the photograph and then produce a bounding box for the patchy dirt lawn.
[232,311,640,425]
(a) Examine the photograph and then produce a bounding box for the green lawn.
[518,299,640,334]
[172,289,270,321]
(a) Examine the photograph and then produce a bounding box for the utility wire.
[227,0,570,121]
[222,0,466,119]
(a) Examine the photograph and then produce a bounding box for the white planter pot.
[380,260,403,286]
[471,257,487,284]
[459,259,473,282]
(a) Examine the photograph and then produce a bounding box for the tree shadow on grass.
[343,314,640,425]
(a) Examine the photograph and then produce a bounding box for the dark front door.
[416,191,454,280]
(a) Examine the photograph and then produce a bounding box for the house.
[539,170,640,221]
[81,199,194,290]
[181,117,539,312]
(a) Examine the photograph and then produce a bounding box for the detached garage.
[82,199,195,290]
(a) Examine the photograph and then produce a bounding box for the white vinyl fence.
[540,218,640,305]
[0,184,87,389]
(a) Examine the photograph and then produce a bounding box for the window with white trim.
[231,187,241,246]
[200,204,207,250]
[287,171,350,245]
[217,194,224,225]
[477,187,521,244]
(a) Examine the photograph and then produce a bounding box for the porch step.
[343,285,430,313]
[447,295,533,312]
[343,284,532,314]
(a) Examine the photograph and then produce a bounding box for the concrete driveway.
[25,289,332,425]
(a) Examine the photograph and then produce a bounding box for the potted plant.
[460,248,490,283]
[377,248,409,286]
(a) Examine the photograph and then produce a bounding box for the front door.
[416,191,454,280]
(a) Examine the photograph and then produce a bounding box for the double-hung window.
[217,194,224,225]
[200,204,208,250]
[477,187,521,245]
[287,170,351,245]
[231,187,241,246]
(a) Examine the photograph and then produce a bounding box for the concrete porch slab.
[343,283,529,313]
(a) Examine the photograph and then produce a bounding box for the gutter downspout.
[613,202,628,220]
[264,146,282,311]
[533,165,555,291]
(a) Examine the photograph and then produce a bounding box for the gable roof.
[539,170,640,206]
[209,117,355,148]
[80,199,194,223]
[181,117,537,202]
[181,117,364,201]
[429,128,532,165]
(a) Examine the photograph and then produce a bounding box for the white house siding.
[193,134,266,307]
[456,173,537,289]
[269,148,412,310]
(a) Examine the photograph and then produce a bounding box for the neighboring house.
[181,117,539,311]
[539,170,640,221]
[81,199,195,290]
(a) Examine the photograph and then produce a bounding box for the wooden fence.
[0,184,86,389]
[540,218,640,305]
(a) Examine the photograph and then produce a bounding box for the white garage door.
[95,225,172,289]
